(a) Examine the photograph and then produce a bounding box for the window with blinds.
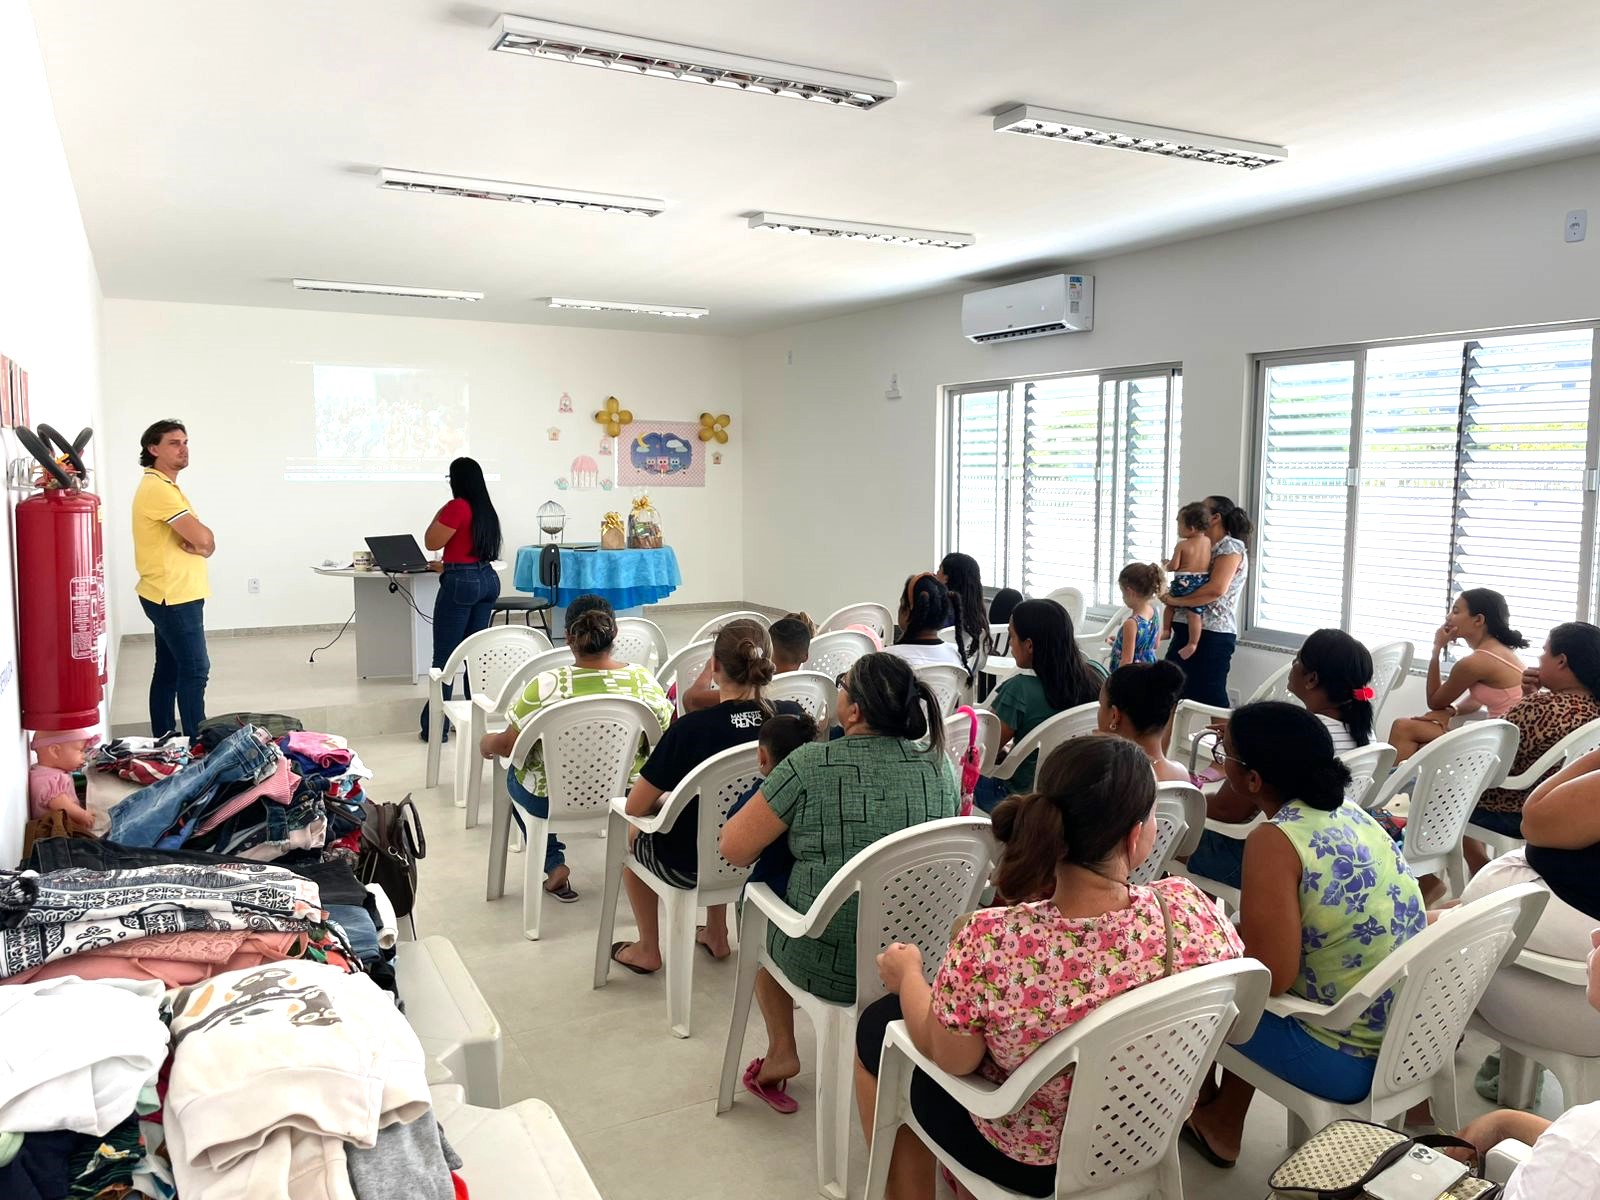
[945,366,1182,603]
[1250,324,1599,653]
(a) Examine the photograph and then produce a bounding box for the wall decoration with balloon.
[698,412,731,444]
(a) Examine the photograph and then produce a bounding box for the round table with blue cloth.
[512,545,682,610]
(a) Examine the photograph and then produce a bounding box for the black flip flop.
[544,879,580,904]
[609,941,658,976]
[1181,1119,1236,1169]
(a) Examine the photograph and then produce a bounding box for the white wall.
[0,0,110,866]
[739,152,1600,698]
[101,301,745,633]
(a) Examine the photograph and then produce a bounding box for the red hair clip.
[1352,686,1376,701]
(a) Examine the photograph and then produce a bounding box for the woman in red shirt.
[419,457,503,741]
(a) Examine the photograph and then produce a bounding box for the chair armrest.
[428,667,446,684]
[1485,1138,1532,1184]
[607,795,668,834]
[1500,739,1567,791]
[879,1023,1022,1119]
[1262,988,1375,1030]
[1516,948,1588,986]
[473,693,502,716]
[743,882,826,940]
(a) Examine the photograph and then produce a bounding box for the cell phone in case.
[1364,1143,1470,1200]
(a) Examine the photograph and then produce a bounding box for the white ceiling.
[27,0,1600,335]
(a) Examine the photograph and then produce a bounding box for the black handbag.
[356,794,426,919]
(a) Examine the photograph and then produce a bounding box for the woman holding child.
[1161,496,1252,707]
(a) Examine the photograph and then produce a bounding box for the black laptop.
[365,534,432,574]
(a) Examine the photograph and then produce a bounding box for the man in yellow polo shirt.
[133,419,216,737]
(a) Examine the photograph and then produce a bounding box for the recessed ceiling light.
[544,297,708,319]
[993,104,1286,170]
[490,14,895,110]
[379,168,666,217]
[747,212,974,249]
[292,279,483,302]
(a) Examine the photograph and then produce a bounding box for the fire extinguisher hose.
[14,424,92,489]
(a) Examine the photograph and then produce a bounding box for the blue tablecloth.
[513,545,682,609]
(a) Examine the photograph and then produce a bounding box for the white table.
[313,567,439,682]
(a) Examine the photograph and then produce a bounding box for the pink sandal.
[742,1058,799,1115]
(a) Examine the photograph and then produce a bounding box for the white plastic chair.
[1217,883,1546,1147]
[985,701,1100,784]
[688,609,772,643]
[1076,604,1132,667]
[767,670,836,735]
[1043,586,1086,627]
[1365,639,1415,722]
[1469,944,1600,1109]
[1174,660,1298,771]
[987,622,1012,657]
[1366,719,1518,897]
[864,959,1271,1200]
[1486,1139,1531,1185]
[593,743,765,1038]
[486,696,667,940]
[463,646,577,828]
[611,617,668,671]
[426,625,552,805]
[914,663,968,717]
[1130,782,1208,886]
[804,630,877,680]
[942,708,1004,779]
[657,637,714,717]
[716,817,998,1200]
[819,602,893,643]
[1464,715,1600,858]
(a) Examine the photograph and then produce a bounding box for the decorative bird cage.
[537,500,566,544]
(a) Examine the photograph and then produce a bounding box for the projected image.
[286,365,471,481]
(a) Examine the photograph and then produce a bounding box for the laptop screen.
[364,534,430,573]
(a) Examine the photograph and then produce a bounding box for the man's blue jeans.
[140,596,209,738]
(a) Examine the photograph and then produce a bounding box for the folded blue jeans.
[108,726,278,848]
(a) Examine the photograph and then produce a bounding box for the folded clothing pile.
[91,737,193,787]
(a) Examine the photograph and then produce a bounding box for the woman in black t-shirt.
[610,621,802,973]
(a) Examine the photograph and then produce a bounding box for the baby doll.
[29,729,99,829]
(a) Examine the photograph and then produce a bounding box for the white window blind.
[945,366,1182,602]
[1250,324,1599,651]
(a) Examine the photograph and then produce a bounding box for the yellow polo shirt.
[133,468,209,604]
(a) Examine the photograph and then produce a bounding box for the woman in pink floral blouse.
[853,736,1243,1198]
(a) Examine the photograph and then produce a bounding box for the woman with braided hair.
[887,572,977,683]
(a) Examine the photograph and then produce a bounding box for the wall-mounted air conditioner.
[961,273,1093,344]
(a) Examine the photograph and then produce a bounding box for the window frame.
[942,361,1183,602]
[1245,320,1600,648]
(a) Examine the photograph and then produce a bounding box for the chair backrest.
[766,671,835,733]
[995,701,1101,780]
[1131,782,1208,885]
[1368,884,1546,1106]
[688,609,772,644]
[987,622,1012,657]
[1365,639,1415,720]
[649,743,766,896]
[804,630,877,679]
[1339,741,1398,811]
[445,625,551,693]
[511,695,666,820]
[941,708,1003,778]
[538,544,561,589]
[1248,660,1299,705]
[483,645,577,712]
[611,617,668,670]
[1043,587,1086,627]
[657,637,714,715]
[819,602,894,643]
[914,663,967,717]
[793,818,997,1008]
[1504,714,1600,789]
[1033,960,1272,1196]
[1384,720,1518,862]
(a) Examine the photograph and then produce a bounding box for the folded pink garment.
[0,931,304,988]
[194,755,296,836]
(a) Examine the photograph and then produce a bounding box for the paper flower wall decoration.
[594,396,633,437]
[698,412,731,444]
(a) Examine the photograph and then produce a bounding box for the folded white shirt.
[0,976,169,1135]
[365,883,399,951]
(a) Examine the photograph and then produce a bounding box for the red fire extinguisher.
[14,424,106,731]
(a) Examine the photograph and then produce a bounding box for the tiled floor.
[111,610,1563,1200]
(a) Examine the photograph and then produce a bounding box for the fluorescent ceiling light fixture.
[993,104,1287,170]
[490,14,895,110]
[378,168,665,217]
[292,279,483,302]
[747,212,974,249]
[545,297,708,319]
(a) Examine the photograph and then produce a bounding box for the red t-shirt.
[435,498,479,563]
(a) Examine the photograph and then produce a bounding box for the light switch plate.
[1567,209,1588,243]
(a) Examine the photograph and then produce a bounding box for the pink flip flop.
[742,1058,799,1115]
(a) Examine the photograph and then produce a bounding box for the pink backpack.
[954,705,981,816]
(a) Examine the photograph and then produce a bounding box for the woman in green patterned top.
[479,594,672,902]
[721,652,960,1112]
[1184,702,1425,1167]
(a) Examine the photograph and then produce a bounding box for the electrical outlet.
[785,349,794,365]
[1566,209,1588,243]
[247,578,260,594]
